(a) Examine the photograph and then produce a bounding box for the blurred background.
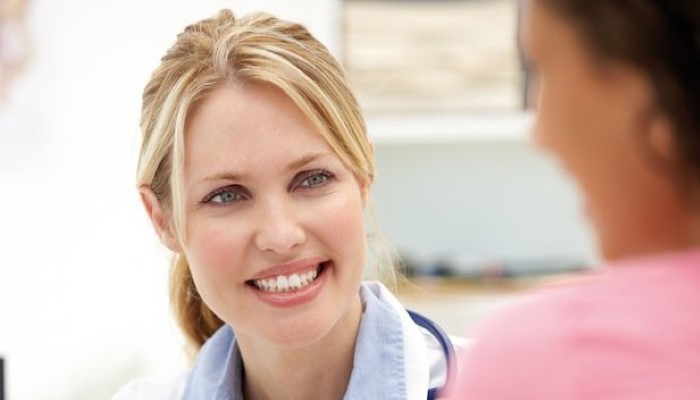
[0,0,596,398]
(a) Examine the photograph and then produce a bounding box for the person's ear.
[139,186,182,253]
[648,112,677,163]
[360,179,371,208]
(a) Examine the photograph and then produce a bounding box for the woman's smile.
[248,261,333,308]
[250,266,320,293]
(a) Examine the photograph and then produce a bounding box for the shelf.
[366,111,534,144]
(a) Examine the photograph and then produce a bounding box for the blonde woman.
[113,9,455,400]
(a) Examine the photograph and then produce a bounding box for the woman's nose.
[253,198,306,254]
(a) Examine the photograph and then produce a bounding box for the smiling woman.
[113,9,455,400]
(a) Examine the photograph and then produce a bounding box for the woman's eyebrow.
[286,152,334,171]
[207,172,243,181]
[196,169,248,186]
[197,152,334,184]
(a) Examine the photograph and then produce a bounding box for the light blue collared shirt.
[182,283,406,400]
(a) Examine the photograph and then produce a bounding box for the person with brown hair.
[113,9,455,400]
[448,0,700,398]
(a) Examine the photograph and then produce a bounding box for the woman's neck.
[237,297,363,400]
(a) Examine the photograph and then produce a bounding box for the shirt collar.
[181,326,243,399]
[344,282,406,399]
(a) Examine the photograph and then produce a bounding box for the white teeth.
[252,266,322,293]
[276,276,289,291]
[289,274,301,289]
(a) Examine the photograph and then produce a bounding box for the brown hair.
[539,0,700,184]
[136,10,378,352]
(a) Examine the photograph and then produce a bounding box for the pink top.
[447,249,700,400]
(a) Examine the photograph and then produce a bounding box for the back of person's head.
[539,0,700,186]
[136,9,373,351]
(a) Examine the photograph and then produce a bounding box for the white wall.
[0,1,340,399]
[371,129,596,275]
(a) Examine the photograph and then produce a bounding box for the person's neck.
[237,298,363,400]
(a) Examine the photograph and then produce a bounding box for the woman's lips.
[248,257,327,281]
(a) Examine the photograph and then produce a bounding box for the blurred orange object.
[0,0,29,104]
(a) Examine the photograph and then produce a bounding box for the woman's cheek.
[325,191,366,236]
[187,221,244,284]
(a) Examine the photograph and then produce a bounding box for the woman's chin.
[262,319,334,350]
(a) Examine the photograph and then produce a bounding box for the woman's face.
[521,0,692,260]
[179,83,367,348]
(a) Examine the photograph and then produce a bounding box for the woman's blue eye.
[299,170,333,188]
[205,187,245,204]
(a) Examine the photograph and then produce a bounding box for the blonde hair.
[136,9,386,351]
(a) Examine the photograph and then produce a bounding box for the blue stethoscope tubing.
[407,310,456,400]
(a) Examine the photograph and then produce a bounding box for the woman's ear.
[139,186,182,253]
[360,179,371,208]
[648,112,677,163]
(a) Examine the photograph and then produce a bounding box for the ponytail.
[170,254,224,353]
